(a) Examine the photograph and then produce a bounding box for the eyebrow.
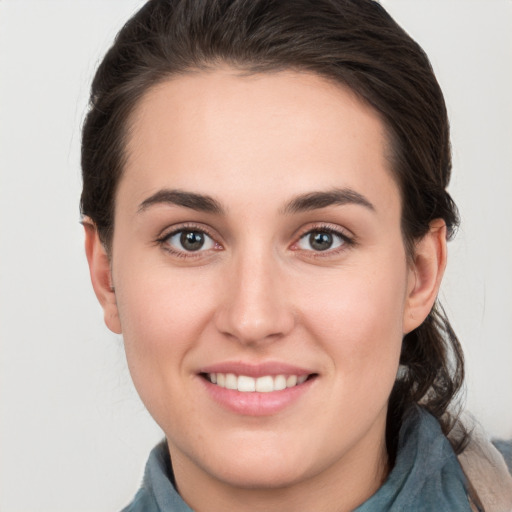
[282,188,375,214]
[138,189,224,214]
[137,187,375,216]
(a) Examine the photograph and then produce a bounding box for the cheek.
[298,256,407,389]
[113,265,218,404]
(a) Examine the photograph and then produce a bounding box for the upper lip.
[198,361,314,378]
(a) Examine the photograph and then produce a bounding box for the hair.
[81,0,465,461]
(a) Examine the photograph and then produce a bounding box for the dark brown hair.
[81,0,464,460]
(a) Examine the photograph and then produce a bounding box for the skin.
[85,69,447,512]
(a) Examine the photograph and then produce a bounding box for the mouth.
[198,362,318,414]
[201,372,315,393]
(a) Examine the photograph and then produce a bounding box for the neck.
[171,417,389,512]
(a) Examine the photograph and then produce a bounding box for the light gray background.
[0,1,511,510]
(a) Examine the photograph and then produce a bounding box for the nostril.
[214,309,296,346]
[212,271,296,345]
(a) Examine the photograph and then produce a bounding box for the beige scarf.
[448,414,512,512]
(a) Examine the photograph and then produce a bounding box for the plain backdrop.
[0,1,511,510]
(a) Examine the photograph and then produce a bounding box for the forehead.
[119,68,399,218]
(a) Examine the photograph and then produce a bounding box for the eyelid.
[156,222,219,241]
[154,221,355,258]
[155,222,223,256]
[290,222,356,254]
[167,230,216,251]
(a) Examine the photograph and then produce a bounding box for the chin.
[210,457,309,490]
[189,432,314,489]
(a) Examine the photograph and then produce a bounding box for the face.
[88,69,441,503]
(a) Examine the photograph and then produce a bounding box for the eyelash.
[293,224,356,258]
[155,223,355,259]
[155,223,221,259]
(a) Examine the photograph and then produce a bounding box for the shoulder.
[121,487,160,512]
[448,413,512,511]
[492,439,512,474]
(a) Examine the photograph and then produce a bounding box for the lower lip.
[200,376,315,416]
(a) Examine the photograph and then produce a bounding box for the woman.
[81,0,512,510]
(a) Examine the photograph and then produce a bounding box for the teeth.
[286,375,297,387]
[255,376,273,393]
[238,375,256,392]
[274,375,287,391]
[206,373,309,392]
[225,373,237,390]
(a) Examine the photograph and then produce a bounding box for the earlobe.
[403,219,447,334]
[83,220,122,334]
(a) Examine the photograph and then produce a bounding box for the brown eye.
[297,229,348,252]
[180,231,205,251]
[165,230,215,252]
[309,232,333,251]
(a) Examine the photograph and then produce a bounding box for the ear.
[403,219,447,334]
[83,220,122,334]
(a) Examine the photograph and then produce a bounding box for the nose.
[214,249,296,346]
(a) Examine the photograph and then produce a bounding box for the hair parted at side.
[81,0,465,460]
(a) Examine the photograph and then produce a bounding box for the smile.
[198,362,317,414]
[205,373,309,392]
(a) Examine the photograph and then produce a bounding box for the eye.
[165,229,216,252]
[296,229,348,252]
